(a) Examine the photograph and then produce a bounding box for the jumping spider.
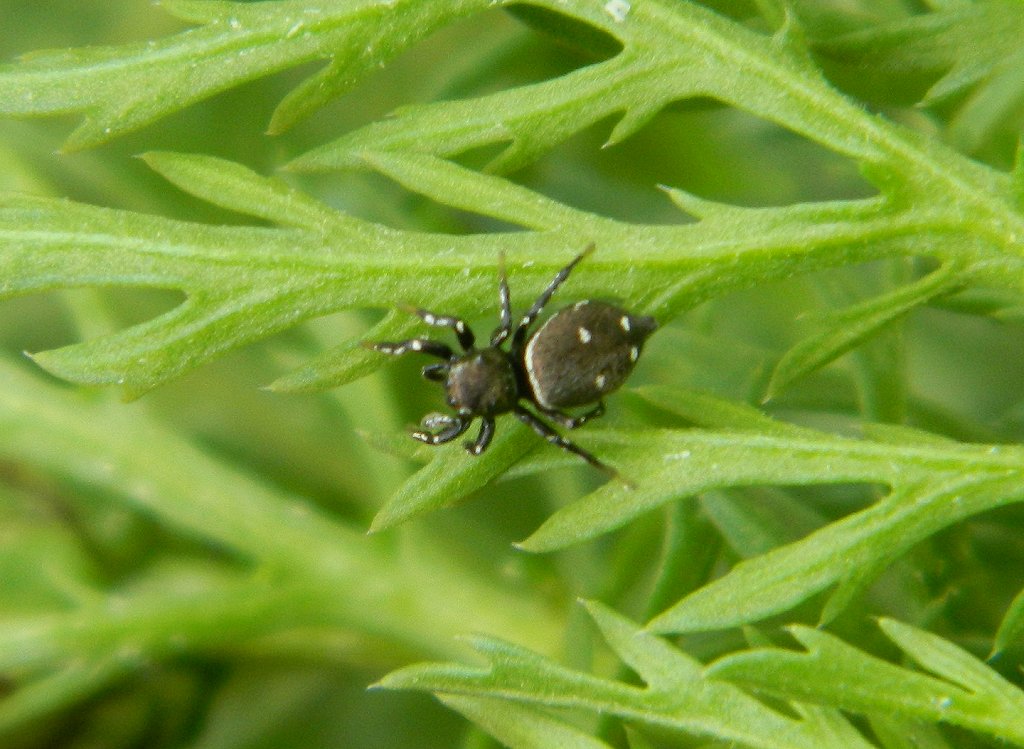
[369,245,656,477]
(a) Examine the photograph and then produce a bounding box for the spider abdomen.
[523,300,657,409]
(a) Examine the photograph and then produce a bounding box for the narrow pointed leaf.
[0,0,484,148]
[267,310,412,393]
[439,695,615,749]
[379,603,873,749]
[521,408,1024,554]
[370,427,537,532]
[140,151,351,230]
[647,475,1018,633]
[708,621,1024,745]
[766,264,958,399]
[993,585,1024,655]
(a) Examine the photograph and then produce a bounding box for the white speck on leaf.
[604,0,630,22]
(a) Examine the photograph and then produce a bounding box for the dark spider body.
[370,246,656,476]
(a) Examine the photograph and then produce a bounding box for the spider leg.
[511,243,595,350]
[420,412,455,430]
[465,417,495,456]
[513,405,620,481]
[539,401,605,429]
[421,362,449,381]
[490,252,513,347]
[370,339,453,359]
[412,414,471,445]
[402,304,475,351]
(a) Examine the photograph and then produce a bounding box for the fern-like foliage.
[0,0,491,149]
[3,0,1024,746]
[382,603,1024,746]
[815,0,1024,154]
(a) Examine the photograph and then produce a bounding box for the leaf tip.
[370,668,416,691]
[512,535,544,554]
[263,373,301,393]
[24,348,60,376]
[763,364,794,402]
[366,512,392,535]
[657,184,729,220]
[604,104,661,149]
[136,150,170,171]
[62,118,118,153]
[643,609,675,636]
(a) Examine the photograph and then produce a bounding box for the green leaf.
[766,263,959,399]
[438,695,615,749]
[522,386,1024,554]
[266,310,413,393]
[815,1,1024,153]
[284,0,1024,258]
[816,1,1024,105]
[869,715,952,749]
[290,0,854,174]
[5,151,986,396]
[354,150,595,231]
[3,187,389,397]
[993,584,1024,655]
[140,151,350,229]
[9,153,663,395]
[0,0,484,149]
[631,385,815,436]
[708,620,1024,746]
[646,473,1022,633]
[4,0,1024,302]
[378,602,874,749]
[488,386,1024,628]
[369,426,539,533]
[699,487,828,560]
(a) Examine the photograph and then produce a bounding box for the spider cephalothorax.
[370,245,656,476]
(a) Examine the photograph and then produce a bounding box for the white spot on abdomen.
[578,327,592,344]
[620,315,631,332]
[595,374,607,389]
